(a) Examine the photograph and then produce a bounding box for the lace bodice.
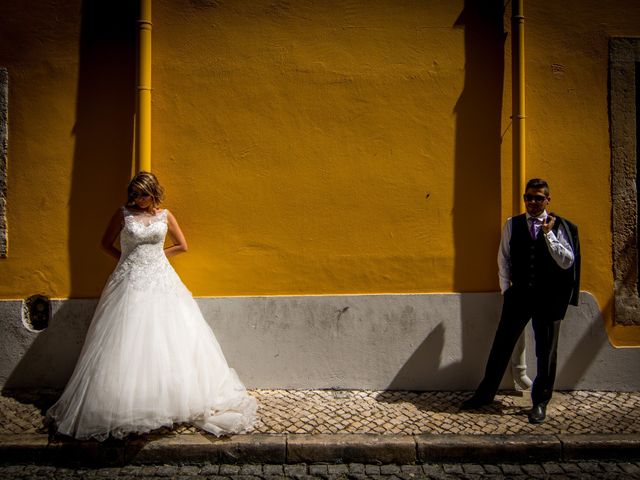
[108,207,185,292]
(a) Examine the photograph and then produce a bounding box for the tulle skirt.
[46,274,257,441]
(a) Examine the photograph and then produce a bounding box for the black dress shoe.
[460,395,493,410]
[528,403,547,424]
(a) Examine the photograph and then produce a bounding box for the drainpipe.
[510,0,533,391]
[513,0,526,202]
[135,0,152,172]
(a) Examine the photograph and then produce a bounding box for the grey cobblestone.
[421,464,444,476]
[379,465,400,475]
[3,390,640,437]
[3,462,640,478]
[154,465,179,476]
[462,464,484,474]
[620,462,640,474]
[309,465,328,475]
[327,464,349,475]
[521,463,545,475]
[219,465,241,475]
[140,465,160,476]
[542,462,564,474]
[499,463,522,475]
[119,465,140,476]
[442,464,463,474]
[600,462,623,473]
[283,464,308,476]
[262,465,284,475]
[560,462,582,473]
[577,461,603,473]
[364,465,380,475]
[96,467,121,476]
[178,465,201,475]
[239,465,263,476]
[482,465,501,474]
[399,465,421,475]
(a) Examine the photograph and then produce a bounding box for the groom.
[461,178,580,424]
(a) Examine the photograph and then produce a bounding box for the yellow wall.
[153,0,476,295]
[0,0,639,345]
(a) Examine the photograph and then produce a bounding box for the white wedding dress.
[46,207,257,440]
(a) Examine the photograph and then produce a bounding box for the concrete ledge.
[287,434,416,464]
[1,433,639,465]
[47,437,125,466]
[0,434,52,465]
[126,433,286,465]
[416,434,561,463]
[559,433,640,460]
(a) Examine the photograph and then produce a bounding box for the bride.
[47,172,257,440]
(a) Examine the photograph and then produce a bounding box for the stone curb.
[1,433,639,466]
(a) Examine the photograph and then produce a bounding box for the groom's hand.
[542,214,555,234]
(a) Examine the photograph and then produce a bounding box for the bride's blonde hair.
[126,171,164,211]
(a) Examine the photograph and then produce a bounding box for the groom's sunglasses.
[523,194,547,203]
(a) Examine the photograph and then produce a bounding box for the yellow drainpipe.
[512,0,526,212]
[510,0,532,391]
[135,0,152,173]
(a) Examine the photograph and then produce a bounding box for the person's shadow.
[376,0,507,413]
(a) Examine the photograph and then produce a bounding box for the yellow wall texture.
[0,0,639,345]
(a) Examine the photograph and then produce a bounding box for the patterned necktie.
[529,217,538,239]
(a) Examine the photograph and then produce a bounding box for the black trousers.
[474,288,562,405]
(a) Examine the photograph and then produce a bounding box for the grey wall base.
[1,292,637,391]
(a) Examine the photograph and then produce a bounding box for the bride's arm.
[165,210,188,258]
[101,209,123,259]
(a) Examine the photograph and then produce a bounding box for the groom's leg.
[468,290,531,404]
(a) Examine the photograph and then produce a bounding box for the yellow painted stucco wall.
[0,0,639,345]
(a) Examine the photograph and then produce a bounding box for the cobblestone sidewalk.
[2,460,640,479]
[2,390,639,437]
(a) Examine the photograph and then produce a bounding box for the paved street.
[3,390,640,436]
[1,460,640,479]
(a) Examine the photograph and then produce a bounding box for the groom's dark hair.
[525,178,549,196]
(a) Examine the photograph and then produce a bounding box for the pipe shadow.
[67,0,136,299]
[452,0,505,292]
[451,0,506,375]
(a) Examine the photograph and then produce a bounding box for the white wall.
[1,292,637,391]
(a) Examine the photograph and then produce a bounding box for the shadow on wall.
[544,296,610,390]
[383,1,506,394]
[2,301,96,408]
[452,0,505,387]
[67,0,136,298]
[382,293,503,393]
[2,1,136,399]
[452,0,505,291]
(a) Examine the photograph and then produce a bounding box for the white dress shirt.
[497,210,575,294]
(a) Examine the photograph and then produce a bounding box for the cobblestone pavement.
[1,461,639,479]
[2,390,639,436]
